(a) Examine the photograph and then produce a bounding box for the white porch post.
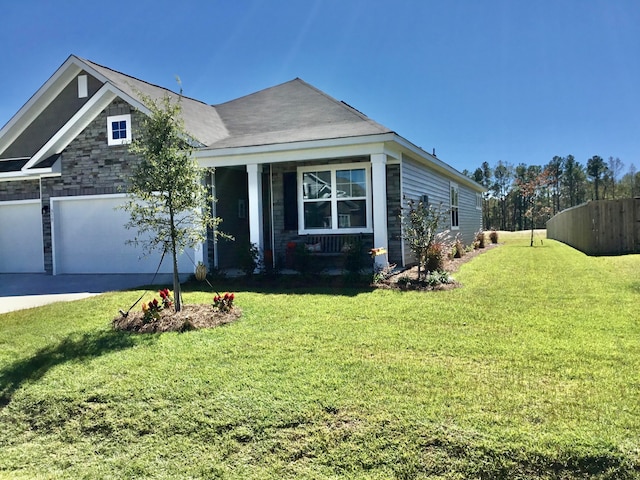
[246,163,264,264]
[370,153,389,268]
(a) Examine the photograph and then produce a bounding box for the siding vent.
[78,75,88,98]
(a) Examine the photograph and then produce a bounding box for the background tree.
[545,156,564,214]
[491,160,513,230]
[587,155,606,200]
[607,156,624,199]
[123,92,219,312]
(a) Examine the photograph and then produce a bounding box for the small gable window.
[107,114,131,146]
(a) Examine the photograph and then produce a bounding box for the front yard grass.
[0,232,638,479]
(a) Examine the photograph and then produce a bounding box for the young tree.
[123,92,219,311]
[400,198,448,281]
[516,168,552,246]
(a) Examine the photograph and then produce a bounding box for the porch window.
[450,182,460,229]
[298,163,371,234]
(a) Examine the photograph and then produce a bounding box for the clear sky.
[1,0,639,175]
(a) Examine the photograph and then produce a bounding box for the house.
[0,55,484,275]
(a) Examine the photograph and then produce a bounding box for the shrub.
[489,230,499,244]
[426,270,453,287]
[372,262,397,284]
[238,241,261,277]
[453,238,464,258]
[426,242,447,272]
[397,275,412,288]
[343,237,365,274]
[293,243,318,276]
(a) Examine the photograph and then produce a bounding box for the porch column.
[246,163,264,256]
[370,153,389,268]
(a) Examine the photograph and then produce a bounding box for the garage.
[51,194,199,274]
[0,199,45,273]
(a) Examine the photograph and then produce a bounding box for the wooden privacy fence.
[547,198,640,255]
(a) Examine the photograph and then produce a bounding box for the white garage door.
[52,194,199,274]
[0,199,44,273]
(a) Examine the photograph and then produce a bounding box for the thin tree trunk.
[169,201,182,312]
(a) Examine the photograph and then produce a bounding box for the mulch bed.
[113,304,242,334]
[378,242,500,291]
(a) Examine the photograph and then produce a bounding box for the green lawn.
[0,232,638,479]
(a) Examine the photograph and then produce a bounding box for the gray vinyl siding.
[458,185,482,245]
[402,154,450,207]
[401,154,483,263]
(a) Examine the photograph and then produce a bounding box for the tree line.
[463,156,640,231]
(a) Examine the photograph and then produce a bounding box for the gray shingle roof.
[207,78,392,149]
[80,58,392,150]
[80,58,229,147]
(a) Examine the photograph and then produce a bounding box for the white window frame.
[107,114,132,146]
[297,162,373,235]
[450,182,460,230]
[476,192,482,210]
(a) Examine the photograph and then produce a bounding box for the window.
[298,163,371,234]
[476,192,482,210]
[450,183,460,229]
[107,114,131,146]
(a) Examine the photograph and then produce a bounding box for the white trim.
[107,113,132,146]
[297,161,372,235]
[370,153,389,268]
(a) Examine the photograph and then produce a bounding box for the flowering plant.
[141,298,162,323]
[141,289,173,323]
[213,292,235,313]
[159,288,173,308]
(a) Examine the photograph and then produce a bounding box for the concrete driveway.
[0,273,175,314]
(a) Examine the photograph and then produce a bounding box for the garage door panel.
[0,200,44,273]
[53,195,197,274]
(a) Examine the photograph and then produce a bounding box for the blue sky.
[1,0,639,175]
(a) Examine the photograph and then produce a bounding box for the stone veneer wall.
[0,179,40,201]
[39,99,143,273]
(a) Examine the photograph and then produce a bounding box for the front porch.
[202,152,401,273]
